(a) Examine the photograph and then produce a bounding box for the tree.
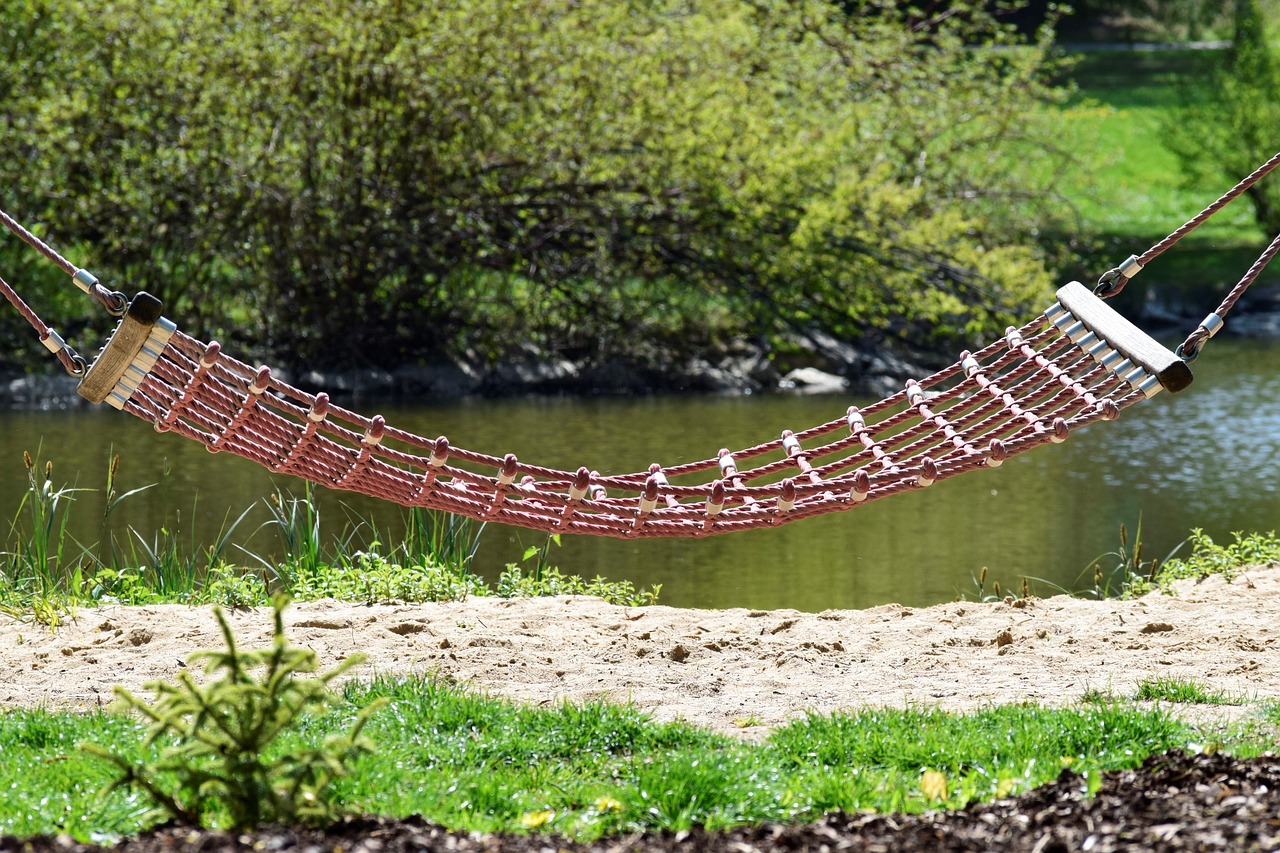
[0,0,1075,371]
[1166,0,1280,237]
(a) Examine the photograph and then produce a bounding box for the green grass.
[4,674,1273,843]
[1059,50,1260,242]
[1132,676,1252,706]
[1,453,661,622]
[1052,48,1269,314]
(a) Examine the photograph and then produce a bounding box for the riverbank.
[0,331,930,410]
[8,298,1280,411]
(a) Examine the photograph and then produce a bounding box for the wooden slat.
[77,292,164,404]
[1056,281,1194,393]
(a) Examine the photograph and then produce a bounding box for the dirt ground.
[2,566,1278,735]
[2,566,1279,852]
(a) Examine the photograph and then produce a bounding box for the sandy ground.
[2,566,1278,736]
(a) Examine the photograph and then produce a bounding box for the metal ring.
[104,290,129,316]
[1093,269,1120,298]
[1175,339,1203,364]
[67,354,88,377]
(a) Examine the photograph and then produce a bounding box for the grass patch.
[3,675,1258,843]
[1133,676,1251,706]
[1058,48,1261,244]
[0,453,660,622]
[1052,47,1269,316]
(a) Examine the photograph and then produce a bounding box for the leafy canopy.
[1,0,1072,369]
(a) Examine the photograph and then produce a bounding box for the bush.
[0,0,1070,371]
[81,595,384,829]
[1166,0,1280,237]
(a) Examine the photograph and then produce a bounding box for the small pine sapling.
[82,594,385,829]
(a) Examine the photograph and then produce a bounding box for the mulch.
[4,751,1279,852]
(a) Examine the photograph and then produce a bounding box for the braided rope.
[0,272,85,375]
[1141,150,1280,266]
[1098,149,1280,298]
[1179,228,1280,358]
[92,307,1150,538]
[0,209,127,315]
[0,209,77,277]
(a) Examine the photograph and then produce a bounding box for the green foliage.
[0,452,86,625]
[0,0,1068,372]
[1149,528,1280,592]
[496,564,662,608]
[7,676,1243,841]
[1165,0,1280,237]
[288,550,486,604]
[497,535,661,606]
[1075,527,1280,600]
[1083,520,1168,599]
[80,595,384,830]
[2,450,659,615]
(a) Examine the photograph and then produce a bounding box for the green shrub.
[81,595,384,829]
[0,0,1068,371]
[1153,529,1280,591]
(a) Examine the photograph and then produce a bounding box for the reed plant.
[2,450,659,615]
[3,452,82,595]
[400,504,484,576]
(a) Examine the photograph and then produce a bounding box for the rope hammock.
[4,153,1279,538]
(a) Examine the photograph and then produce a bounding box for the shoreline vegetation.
[5,447,1280,623]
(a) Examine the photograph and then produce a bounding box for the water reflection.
[1,340,1277,611]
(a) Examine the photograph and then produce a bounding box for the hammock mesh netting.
[4,149,1279,537]
[24,282,1185,538]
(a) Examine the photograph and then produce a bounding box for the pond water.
[2,338,1278,612]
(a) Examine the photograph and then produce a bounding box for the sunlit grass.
[1133,676,1251,706]
[5,675,1268,843]
[1,452,660,621]
[1057,49,1260,243]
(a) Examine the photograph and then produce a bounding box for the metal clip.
[1095,254,1143,298]
[40,329,67,354]
[781,430,802,457]
[569,467,591,502]
[776,479,796,514]
[846,406,865,434]
[72,269,98,294]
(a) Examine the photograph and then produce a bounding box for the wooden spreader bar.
[76,291,177,407]
[1048,281,1193,396]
